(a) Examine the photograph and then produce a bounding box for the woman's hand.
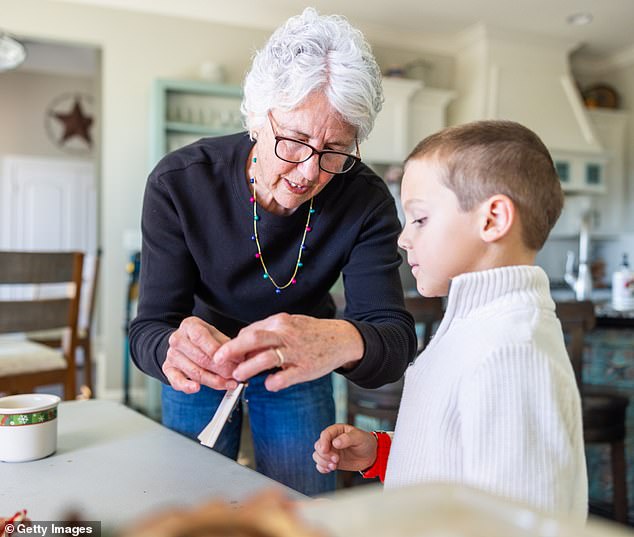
[162,316,237,393]
[212,314,364,391]
[313,424,377,473]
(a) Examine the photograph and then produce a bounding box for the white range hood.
[450,24,606,193]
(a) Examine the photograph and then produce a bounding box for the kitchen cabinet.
[549,108,627,238]
[150,79,243,166]
[552,152,607,194]
[361,77,455,164]
[587,108,628,234]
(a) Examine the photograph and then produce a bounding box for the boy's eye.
[412,217,427,226]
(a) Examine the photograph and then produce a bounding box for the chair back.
[554,300,595,391]
[78,250,101,334]
[0,251,84,397]
[0,251,84,334]
[404,295,444,351]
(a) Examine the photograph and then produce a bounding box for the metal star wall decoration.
[45,93,95,153]
[53,97,93,146]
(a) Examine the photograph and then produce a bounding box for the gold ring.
[274,347,285,367]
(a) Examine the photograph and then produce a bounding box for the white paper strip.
[198,382,245,448]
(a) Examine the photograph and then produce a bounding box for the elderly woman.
[129,8,416,496]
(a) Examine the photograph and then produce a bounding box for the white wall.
[3,0,444,400]
[3,0,273,398]
[0,70,96,159]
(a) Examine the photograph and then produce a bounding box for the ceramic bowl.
[0,393,61,462]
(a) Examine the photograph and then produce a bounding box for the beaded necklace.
[249,156,315,294]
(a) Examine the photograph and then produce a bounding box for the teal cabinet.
[150,79,243,167]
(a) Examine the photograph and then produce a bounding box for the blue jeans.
[161,373,336,496]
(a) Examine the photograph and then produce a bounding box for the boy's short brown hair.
[405,120,563,250]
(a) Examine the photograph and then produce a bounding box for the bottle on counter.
[612,253,634,311]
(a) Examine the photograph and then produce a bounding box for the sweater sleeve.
[128,169,198,383]
[458,345,585,516]
[338,195,417,388]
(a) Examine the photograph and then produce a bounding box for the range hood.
[450,25,606,191]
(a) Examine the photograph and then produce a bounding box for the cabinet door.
[587,109,627,234]
[361,78,422,164]
[0,155,96,252]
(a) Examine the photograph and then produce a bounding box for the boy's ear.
[479,195,515,243]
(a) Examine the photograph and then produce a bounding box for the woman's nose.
[298,154,322,182]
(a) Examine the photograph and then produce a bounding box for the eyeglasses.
[268,112,361,174]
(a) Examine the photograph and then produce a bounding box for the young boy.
[313,120,587,521]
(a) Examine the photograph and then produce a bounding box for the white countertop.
[0,400,302,526]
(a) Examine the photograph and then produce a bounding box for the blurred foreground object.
[119,490,325,537]
[301,483,632,536]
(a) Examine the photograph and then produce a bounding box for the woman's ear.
[479,195,515,243]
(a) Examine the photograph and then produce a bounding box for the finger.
[183,319,227,357]
[263,367,308,392]
[163,366,200,394]
[165,349,235,391]
[312,451,333,468]
[169,330,215,370]
[214,329,281,366]
[314,439,329,456]
[317,427,348,455]
[232,348,282,382]
[206,324,231,346]
[331,432,356,450]
[315,464,332,474]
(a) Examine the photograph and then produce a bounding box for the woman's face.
[252,92,357,215]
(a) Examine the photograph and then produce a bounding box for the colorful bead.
[251,172,314,292]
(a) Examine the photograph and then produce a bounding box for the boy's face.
[398,157,484,297]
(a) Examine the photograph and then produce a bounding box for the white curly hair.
[241,7,383,142]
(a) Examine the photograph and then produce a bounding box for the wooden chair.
[347,296,445,427]
[28,251,100,394]
[0,251,84,400]
[404,295,445,353]
[343,296,444,487]
[556,300,629,523]
[76,250,100,394]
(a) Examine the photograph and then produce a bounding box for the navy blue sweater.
[129,132,416,388]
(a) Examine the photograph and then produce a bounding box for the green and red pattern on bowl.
[0,407,57,427]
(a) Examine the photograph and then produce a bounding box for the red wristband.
[361,431,391,482]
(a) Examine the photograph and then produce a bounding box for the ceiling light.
[0,32,27,72]
[566,12,593,26]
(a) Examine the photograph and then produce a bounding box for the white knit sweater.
[385,266,587,521]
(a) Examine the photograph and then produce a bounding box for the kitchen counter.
[0,400,303,526]
[549,287,634,328]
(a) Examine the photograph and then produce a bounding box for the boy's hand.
[312,424,377,473]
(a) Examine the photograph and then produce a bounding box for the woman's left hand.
[213,313,364,391]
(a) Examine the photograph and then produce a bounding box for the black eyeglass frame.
[268,111,361,175]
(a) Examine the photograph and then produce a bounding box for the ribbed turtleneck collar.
[443,265,553,322]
